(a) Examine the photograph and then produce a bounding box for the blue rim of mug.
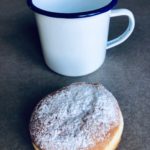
[27,0,118,18]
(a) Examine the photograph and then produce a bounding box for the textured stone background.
[0,0,150,149]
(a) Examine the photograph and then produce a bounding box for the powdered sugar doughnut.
[30,82,124,150]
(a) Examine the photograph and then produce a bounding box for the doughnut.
[29,82,124,150]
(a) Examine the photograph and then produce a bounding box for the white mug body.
[35,12,110,76]
[27,0,135,77]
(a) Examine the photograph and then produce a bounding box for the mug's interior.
[32,0,112,13]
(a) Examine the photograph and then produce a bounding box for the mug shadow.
[2,14,47,70]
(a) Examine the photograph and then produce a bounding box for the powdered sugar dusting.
[30,83,120,150]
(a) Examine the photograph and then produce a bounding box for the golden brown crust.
[32,143,39,150]
[89,111,124,150]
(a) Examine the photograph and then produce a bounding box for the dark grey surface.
[0,0,150,150]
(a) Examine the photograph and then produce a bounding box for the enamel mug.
[27,0,135,77]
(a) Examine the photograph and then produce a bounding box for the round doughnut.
[30,82,124,150]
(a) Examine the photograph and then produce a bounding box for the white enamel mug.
[27,0,135,77]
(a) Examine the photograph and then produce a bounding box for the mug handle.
[107,9,135,50]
